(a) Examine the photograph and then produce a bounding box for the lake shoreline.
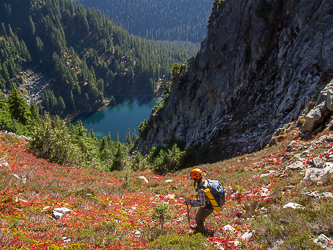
[68,94,161,124]
[69,96,161,142]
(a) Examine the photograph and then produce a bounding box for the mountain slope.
[1,118,333,248]
[74,0,213,43]
[0,0,190,117]
[136,0,333,158]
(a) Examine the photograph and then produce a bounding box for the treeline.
[1,84,221,174]
[0,0,191,117]
[0,85,136,171]
[74,0,212,43]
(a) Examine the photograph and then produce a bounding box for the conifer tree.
[75,120,87,138]
[28,15,36,36]
[89,128,96,140]
[99,137,107,152]
[115,131,120,142]
[107,131,111,145]
[111,144,123,171]
[125,128,131,145]
[132,128,137,142]
[8,84,31,125]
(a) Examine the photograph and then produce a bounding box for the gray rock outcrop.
[301,79,333,133]
[137,0,333,158]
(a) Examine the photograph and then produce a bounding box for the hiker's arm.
[189,189,206,207]
[184,193,197,200]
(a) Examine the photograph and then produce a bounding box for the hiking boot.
[189,230,199,235]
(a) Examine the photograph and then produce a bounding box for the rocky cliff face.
[137,0,333,158]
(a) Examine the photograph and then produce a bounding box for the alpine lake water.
[73,96,161,143]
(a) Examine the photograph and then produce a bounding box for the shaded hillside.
[0,0,190,117]
[75,0,213,43]
[136,0,333,159]
[0,116,332,248]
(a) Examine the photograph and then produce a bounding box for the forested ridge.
[75,0,213,43]
[0,0,215,175]
[0,0,192,117]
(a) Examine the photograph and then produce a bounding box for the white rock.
[313,234,333,250]
[260,188,270,197]
[165,179,173,183]
[260,170,277,177]
[52,207,72,219]
[322,192,333,198]
[283,202,304,209]
[62,237,71,242]
[165,194,175,199]
[138,176,148,183]
[53,207,72,214]
[223,225,236,233]
[312,157,325,168]
[285,161,305,171]
[0,161,9,167]
[53,211,64,219]
[12,174,21,180]
[302,191,321,198]
[287,141,297,151]
[241,231,253,241]
[304,163,333,181]
[229,241,240,246]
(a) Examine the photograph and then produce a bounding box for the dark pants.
[195,207,214,233]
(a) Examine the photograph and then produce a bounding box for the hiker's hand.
[184,199,191,205]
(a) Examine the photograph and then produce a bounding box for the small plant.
[138,119,149,139]
[235,185,245,192]
[152,202,172,230]
[123,172,129,188]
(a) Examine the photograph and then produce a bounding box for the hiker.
[184,168,214,235]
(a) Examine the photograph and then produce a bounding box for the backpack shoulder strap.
[199,179,209,190]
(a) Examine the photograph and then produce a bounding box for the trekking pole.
[186,203,191,225]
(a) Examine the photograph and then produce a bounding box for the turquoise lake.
[73,96,161,142]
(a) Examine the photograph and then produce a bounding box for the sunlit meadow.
[0,121,332,249]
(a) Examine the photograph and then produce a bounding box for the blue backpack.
[201,179,226,207]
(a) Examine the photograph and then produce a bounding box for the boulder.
[223,224,237,233]
[312,157,326,168]
[313,234,333,250]
[283,203,304,209]
[304,163,333,181]
[241,231,253,241]
[138,176,148,183]
[301,80,333,133]
[285,161,305,171]
[52,207,72,220]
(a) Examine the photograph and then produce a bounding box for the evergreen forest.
[74,0,213,43]
[0,0,193,117]
[0,0,215,175]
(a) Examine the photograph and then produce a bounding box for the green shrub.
[146,233,215,250]
[154,144,184,174]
